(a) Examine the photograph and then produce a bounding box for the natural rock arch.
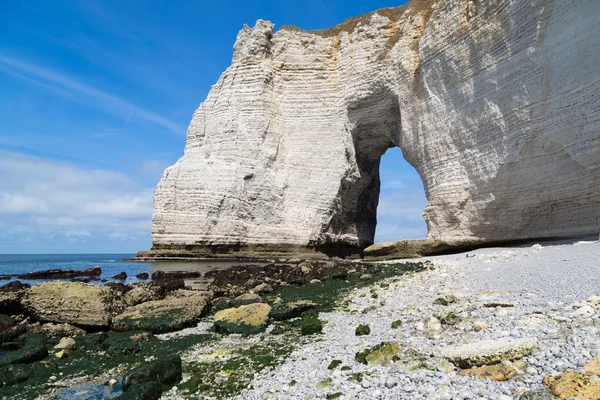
[143,0,600,260]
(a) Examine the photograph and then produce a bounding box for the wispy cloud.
[0,54,183,133]
[375,189,428,242]
[0,150,156,252]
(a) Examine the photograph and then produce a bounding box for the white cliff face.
[152,0,600,254]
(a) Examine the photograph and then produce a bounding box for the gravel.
[228,238,600,400]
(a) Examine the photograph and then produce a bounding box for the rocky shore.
[1,239,599,399]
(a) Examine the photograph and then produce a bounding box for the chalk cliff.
[147,0,600,258]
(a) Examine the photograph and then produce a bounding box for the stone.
[472,321,488,332]
[117,381,163,400]
[359,274,372,280]
[571,304,595,318]
[0,334,48,367]
[299,262,313,274]
[585,356,600,376]
[54,337,76,350]
[269,300,316,321]
[251,283,274,294]
[0,281,30,315]
[433,295,458,306]
[213,302,271,334]
[17,267,101,280]
[355,324,371,336]
[543,370,600,400]
[355,342,402,366]
[0,364,32,388]
[22,281,122,327]
[123,283,163,307]
[112,290,210,334]
[230,292,264,307]
[328,360,342,370]
[142,1,600,259]
[36,322,86,338]
[517,389,558,400]
[112,272,127,280]
[458,365,517,381]
[301,314,323,335]
[122,355,182,392]
[393,349,454,373]
[439,337,540,368]
[135,272,150,280]
[391,320,403,329]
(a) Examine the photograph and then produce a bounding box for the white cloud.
[0,151,155,251]
[375,189,428,242]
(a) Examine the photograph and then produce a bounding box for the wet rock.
[355,342,402,366]
[543,370,600,400]
[112,272,128,280]
[151,271,201,281]
[135,272,150,280]
[269,300,316,321]
[459,364,517,381]
[112,290,210,334]
[17,267,102,280]
[151,278,186,295]
[103,332,140,357]
[439,337,540,368]
[214,303,271,335]
[122,355,182,392]
[0,364,31,388]
[32,322,86,338]
[0,334,48,366]
[229,292,263,308]
[22,281,123,327]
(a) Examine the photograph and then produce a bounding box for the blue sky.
[0,0,426,254]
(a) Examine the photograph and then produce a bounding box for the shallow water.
[0,254,265,287]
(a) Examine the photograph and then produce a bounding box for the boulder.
[33,322,86,338]
[391,348,454,373]
[0,281,30,315]
[543,370,600,400]
[54,337,76,350]
[123,283,163,307]
[585,355,600,376]
[269,300,316,321]
[0,334,48,367]
[122,355,182,392]
[112,290,210,334]
[22,281,122,327]
[16,267,101,280]
[439,338,540,368]
[213,303,271,335]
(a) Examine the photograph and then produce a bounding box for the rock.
[122,355,182,392]
[22,281,122,327]
[571,304,595,318]
[270,300,317,321]
[472,321,488,332]
[299,262,312,274]
[309,279,321,284]
[424,316,442,332]
[230,292,263,307]
[112,272,127,280]
[392,348,454,373]
[355,324,371,336]
[123,283,163,307]
[0,281,30,315]
[135,272,150,280]
[359,274,372,280]
[0,364,32,388]
[437,311,461,326]
[16,267,101,280]
[458,365,517,381]
[251,283,274,294]
[31,322,86,338]
[213,303,271,335]
[391,320,403,329]
[54,337,76,350]
[439,337,540,368]
[355,342,402,366]
[433,295,458,306]
[328,360,342,370]
[0,334,48,366]
[117,381,163,400]
[483,302,515,308]
[543,370,600,400]
[301,314,322,335]
[585,356,600,376]
[113,290,210,334]
[151,271,202,280]
[517,389,559,400]
[102,332,140,357]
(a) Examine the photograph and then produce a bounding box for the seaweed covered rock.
[300,314,322,336]
[355,342,402,366]
[439,338,540,368]
[269,300,316,322]
[0,334,48,367]
[0,364,31,388]
[392,349,454,373]
[0,315,26,343]
[112,290,210,334]
[21,281,123,327]
[122,355,182,392]
[117,381,162,400]
[213,303,271,335]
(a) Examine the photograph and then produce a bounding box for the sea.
[0,254,256,287]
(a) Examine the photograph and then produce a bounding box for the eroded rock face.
[151,0,600,256]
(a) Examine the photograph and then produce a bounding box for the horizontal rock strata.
[149,0,600,258]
